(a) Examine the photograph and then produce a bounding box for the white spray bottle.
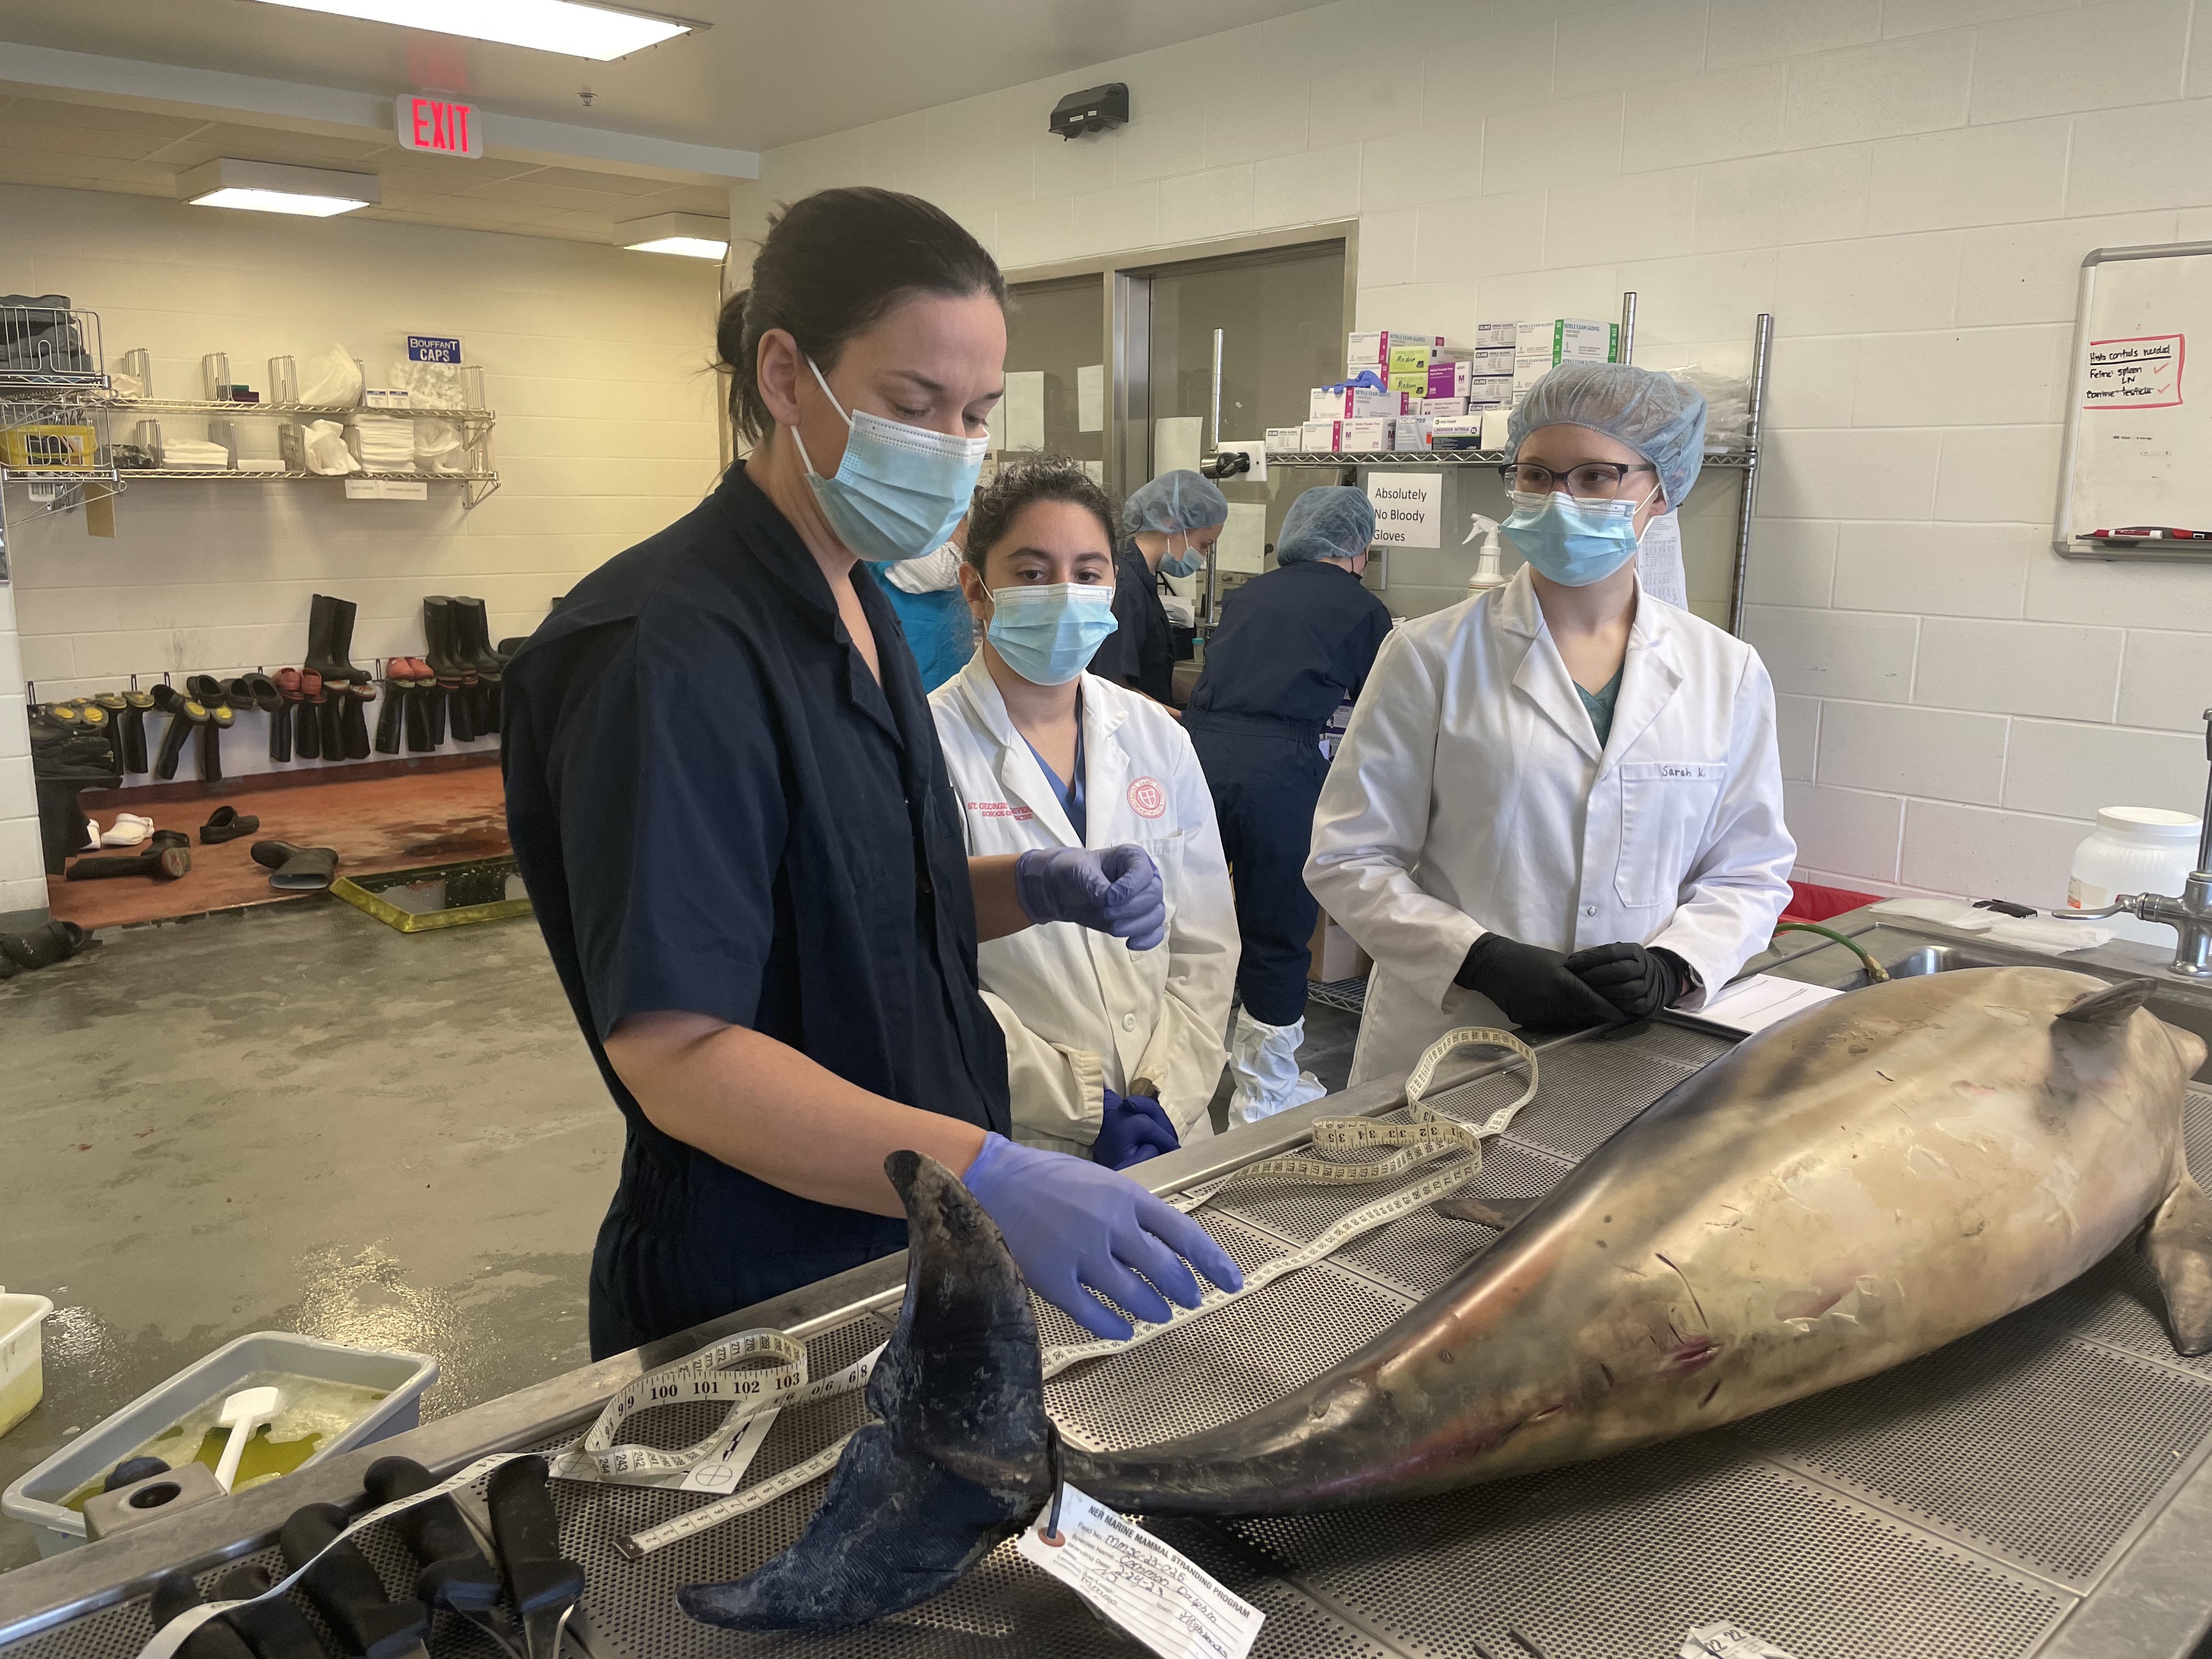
[1465,512,1506,594]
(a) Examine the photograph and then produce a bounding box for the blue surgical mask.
[1160,531,1211,579]
[790,359,986,563]
[1500,488,1652,587]
[987,583,1119,686]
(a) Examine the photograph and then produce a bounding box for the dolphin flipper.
[1434,1192,1543,1232]
[680,1152,1053,1632]
[2147,1169,2212,1357]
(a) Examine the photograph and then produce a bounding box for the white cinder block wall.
[0,184,721,919]
[730,0,2212,909]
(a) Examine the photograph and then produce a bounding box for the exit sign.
[395,94,482,159]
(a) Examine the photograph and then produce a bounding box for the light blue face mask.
[1500,488,1653,587]
[1159,531,1214,579]
[987,583,1119,686]
[791,359,988,563]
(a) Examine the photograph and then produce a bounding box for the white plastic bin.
[1,1330,436,1557]
[2068,806,2203,946]
[0,1289,54,1441]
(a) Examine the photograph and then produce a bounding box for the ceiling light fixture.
[616,212,729,260]
[247,0,696,60]
[179,158,381,217]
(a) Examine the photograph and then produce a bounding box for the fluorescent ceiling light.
[248,0,696,59]
[180,157,380,216]
[616,212,728,259]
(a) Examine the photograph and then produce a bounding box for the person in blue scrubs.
[503,188,1239,1356]
[864,513,974,691]
[1090,471,1226,706]
[1184,485,1392,1122]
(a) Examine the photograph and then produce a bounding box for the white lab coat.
[930,656,1238,1154]
[1305,569,1795,1086]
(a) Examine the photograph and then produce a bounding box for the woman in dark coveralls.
[504,189,1239,1356]
[1183,486,1392,1125]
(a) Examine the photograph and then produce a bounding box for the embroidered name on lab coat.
[967,800,1036,821]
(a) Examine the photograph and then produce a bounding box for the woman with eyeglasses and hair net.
[1305,361,1795,1085]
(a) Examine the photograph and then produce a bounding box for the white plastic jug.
[2067,806,2202,946]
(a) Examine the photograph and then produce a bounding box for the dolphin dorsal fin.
[2056,978,2159,1026]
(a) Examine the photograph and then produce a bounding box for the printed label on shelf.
[1017,1483,1263,1659]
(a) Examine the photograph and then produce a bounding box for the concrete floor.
[0,896,1363,1572]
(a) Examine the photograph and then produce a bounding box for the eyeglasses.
[1498,460,1657,500]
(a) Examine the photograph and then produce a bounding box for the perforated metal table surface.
[6,1014,2212,1659]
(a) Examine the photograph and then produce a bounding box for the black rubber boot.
[271,671,296,763]
[33,767,119,874]
[303,594,368,685]
[448,682,476,744]
[150,687,207,782]
[294,672,324,761]
[374,676,404,754]
[453,596,504,681]
[67,832,190,882]
[425,686,448,748]
[120,690,151,774]
[317,689,344,760]
[340,683,373,760]
[403,686,433,752]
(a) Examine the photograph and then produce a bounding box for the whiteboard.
[2056,240,2212,562]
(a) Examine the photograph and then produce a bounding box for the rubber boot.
[425,685,448,748]
[302,593,368,685]
[270,669,296,763]
[1226,1008,1329,1126]
[316,687,344,760]
[120,689,152,774]
[373,676,404,754]
[340,682,374,760]
[402,686,433,753]
[34,767,119,875]
[448,681,476,743]
[151,687,207,782]
[294,670,323,761]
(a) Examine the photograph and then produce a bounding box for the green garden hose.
[1771,921,1889,982]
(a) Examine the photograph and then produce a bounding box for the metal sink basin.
[1746,915,2212,1082]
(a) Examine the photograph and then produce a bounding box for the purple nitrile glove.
[962,1132,1241,1341]
[1014,845,1166,951]
[1094,1089,1180,1170]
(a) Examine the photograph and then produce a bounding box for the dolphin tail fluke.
[2147,1168,2212,1357]
[679,1151,1053,1632]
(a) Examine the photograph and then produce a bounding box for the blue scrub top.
[864,563,974,693]
[503,464,1011,1354]
[1185,560,1393,738]
[1018,715,1087,842]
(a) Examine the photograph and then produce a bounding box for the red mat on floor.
[50,761,510,930]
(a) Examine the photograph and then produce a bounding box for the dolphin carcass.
[685,966,2212,1630]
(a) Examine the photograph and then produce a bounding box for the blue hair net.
[1276,486,1375,566]
[1506,362,1708,506]
[1121,469,1229,537]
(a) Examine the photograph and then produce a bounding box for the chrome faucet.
[2058,707,2212,978]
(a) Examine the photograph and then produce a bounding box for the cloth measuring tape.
[589,1026,1538,1558]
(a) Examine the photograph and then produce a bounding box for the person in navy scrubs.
[1183,486,1392,1125]
[1090,470,1227,707]
[504,188,1238,1356]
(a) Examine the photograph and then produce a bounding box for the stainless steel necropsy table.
[7,912,2212,1659]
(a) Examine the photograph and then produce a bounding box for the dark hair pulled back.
[964,456,1119,571]
[716,187,1007,443]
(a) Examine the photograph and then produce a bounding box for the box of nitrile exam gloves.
[1418,396,1468,417]
[1390,416,1432,450]
[1516,318,1618,363]
[1347,329,1442,368]
[1312,385,1406,420]
[1473,321,1519,349]
[1301,420,1342,453]
[1427,413,1489,450]
[1338,417,1393,450]
[1426,356,1513,397]
[1267,426,1305,452]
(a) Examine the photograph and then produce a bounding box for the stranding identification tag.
[1681,1622,1801,1659]
[1018,1483,1262,1659]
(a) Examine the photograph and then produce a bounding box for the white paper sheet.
[1004,369,1046,451]
[1017,1484,1263,1659]
[1218,501,1268,573]
[1077,363,1105,432]
[1082,459,1104,484]
[1154,416,1204,477]
[1640,508,1686,609]
[1696,974,1843,1035]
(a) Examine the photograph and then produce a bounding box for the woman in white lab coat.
[931,457,1239,1161]
[1306,362,1795,1085]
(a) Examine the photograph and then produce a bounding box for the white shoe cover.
[1228,1009,1329,1125]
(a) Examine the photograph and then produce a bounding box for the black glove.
[1454,932,1620,1029]
[1563,942,1690,1021]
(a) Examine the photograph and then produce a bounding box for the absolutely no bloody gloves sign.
[1364,473,1441,548]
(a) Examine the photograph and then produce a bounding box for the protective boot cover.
[1227,1008,1328,1125]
